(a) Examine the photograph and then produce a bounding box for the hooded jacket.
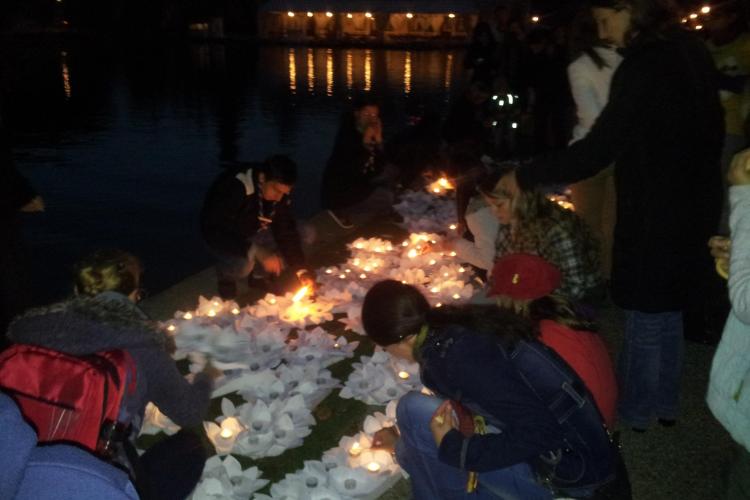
[7,292,212,431]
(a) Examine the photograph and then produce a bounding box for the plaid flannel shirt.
[494,223,601,301]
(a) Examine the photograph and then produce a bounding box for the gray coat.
[7,292,212,431]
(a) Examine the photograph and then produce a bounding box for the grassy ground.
[142,212,736,500]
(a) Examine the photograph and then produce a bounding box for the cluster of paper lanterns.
[144,186,471,498]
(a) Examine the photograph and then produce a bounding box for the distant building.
[258,0,480,44]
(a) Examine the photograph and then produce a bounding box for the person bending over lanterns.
[201,155,314,299]
[362,280,629,500]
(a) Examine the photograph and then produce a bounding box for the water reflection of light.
[364,50,372,92]
[346,50,353,91]
[326,48,334,96]
[288,48,297,94]
[307,48,315,93]
[61,50,71,99]
[404,51,412,95]
[444,52,453,93]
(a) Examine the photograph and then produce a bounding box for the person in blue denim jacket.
[362,280,629,499]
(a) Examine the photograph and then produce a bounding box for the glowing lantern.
[288,11,295,17]
[350,442,362,456]
[183,312,193,320]
[366,462,381,472]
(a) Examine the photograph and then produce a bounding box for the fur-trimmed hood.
[8,292,166,356]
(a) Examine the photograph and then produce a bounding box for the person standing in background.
[567,9,622,279]
[708,1,750,232]
[511,0,723,431]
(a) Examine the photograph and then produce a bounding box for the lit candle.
[208,310,217,317]
[326,268,333,274]
[459,267,465,273]
[167,324,176,332]
[449,251,457,257]
[212,300,220,307]
[443,272,449,277]
[231,308,240,315]
[407,249,418,259]
[452,293,460,300]
[339,274,346,279]
[359,273,367,279]
[436,302,443,308]
[220,427,234,439]
[183,312,193,320]
[429,259,436,265]
[402,241,409,247]
[269,297,277,304]
[430,287,440,293]
[345,269,352,273]
[349,442,362,456]
[398,371,410,380]
[449,224,457,230]
[366,462,381,472]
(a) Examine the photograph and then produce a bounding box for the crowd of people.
[2,0,750,499]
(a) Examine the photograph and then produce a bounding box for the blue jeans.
[617,310,684,429]
[395,392,553,500]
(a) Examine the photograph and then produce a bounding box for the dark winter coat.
[200,165,305,270]
[7,292,212,431]
[320,113,387,211]
[517,27,724,312]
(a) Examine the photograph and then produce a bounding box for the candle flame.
[183,312,193,320]
[398,371,410,379]
[366,461,381,472]
[292,286,309,303]
[350,442,362,456]
[231,308,240,315]
[449,224,457,230]
[208,310,217,317]
[167,324,176,332]
[220,427,233,438]
[407,249,418,259]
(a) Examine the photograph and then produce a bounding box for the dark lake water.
[3,41,465,303]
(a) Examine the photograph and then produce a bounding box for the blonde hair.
[73,249,142,297]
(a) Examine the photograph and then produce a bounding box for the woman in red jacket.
[489,253,618,429]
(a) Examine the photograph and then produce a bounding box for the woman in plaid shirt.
[478,165,604,303]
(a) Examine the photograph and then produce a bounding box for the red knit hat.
[489,253,562,300]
